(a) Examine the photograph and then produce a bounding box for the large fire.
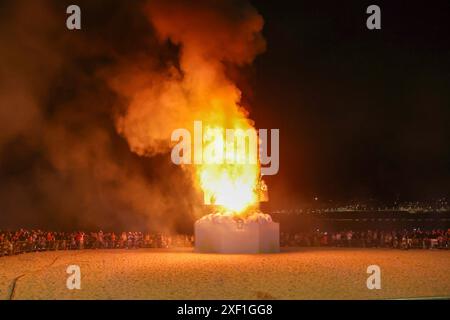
[108,0,268,219]
[199,124,260,215]
[107,0,280,253]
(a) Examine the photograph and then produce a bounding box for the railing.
[0,238,195,257]
[279,237,449,249]
[0,240,70,257]
[1,236,447,258]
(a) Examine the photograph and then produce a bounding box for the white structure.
[195,212,279,253]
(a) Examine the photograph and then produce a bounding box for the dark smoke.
[0,0,265,232]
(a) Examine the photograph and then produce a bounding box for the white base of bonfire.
[195,212,280,254]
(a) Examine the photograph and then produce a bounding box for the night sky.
[250,0,450,205]
[0,0,449,230]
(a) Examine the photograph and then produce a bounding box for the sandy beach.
[0,248,449,300]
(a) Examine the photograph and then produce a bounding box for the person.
[407,234,412,249]
[384,232,392,248]
[366,230,373,248]
[127,232,133,249]
[5,239,13,256]
[110,232,116,248]
[346,231,353,247]
[47,232,54,250]
[98,230,104,249]
[120,232,127,248]
[144,233,150,247]
[372,230,378,248]
[379,231,385,247]
[79,232,85,250]
[335,232,341,247]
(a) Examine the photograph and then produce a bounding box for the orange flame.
[108,1,266,218]
[199,124,260,214]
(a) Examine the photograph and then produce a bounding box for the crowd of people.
[1,228,448,257]
[0,229,193,256]
[280,229,450,249]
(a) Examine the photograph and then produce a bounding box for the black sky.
[249,0,450,206]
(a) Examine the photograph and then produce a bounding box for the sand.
[0,248,448,300]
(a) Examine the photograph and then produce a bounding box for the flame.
[198,123,260,215]
[107,1,267,218]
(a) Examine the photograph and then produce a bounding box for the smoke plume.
[0,0,265,232]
